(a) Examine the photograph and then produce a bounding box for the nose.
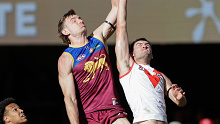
[19,109,24,113]
[78,18,83,24]
[142,44,147,48]
[142,44,150,49]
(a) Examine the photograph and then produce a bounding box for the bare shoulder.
[59,52,72,63]
[118,56,134,77]
[161,73,172,90]
[58,53,73,73]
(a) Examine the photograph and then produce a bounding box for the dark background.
[0,44,220,124]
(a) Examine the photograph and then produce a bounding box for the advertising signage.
[0,0,220,45]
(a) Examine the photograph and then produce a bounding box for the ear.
[129,52,134,57]
[61,29,70,36]
[3,116,10,123]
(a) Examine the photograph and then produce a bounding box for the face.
[4,103,27,124]
[133,40,153,60]
[62,15,87,37]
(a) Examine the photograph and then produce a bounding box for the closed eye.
[70,17,76,23]
[136,43,142,47]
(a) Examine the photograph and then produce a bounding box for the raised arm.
[93,0,119,42]
[163,73,187,107]
[115,0,132,76]
[58,53,79,124]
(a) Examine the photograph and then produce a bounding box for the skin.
[58,0,130,123]
[115,0,187,123]
[3,103,27,124]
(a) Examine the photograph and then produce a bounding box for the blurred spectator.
[0,98,27,124]
[200,118,214,124]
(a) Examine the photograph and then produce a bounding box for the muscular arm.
[58,53,79,124]
[115,0,132,76]
[163,73,187,107]
[93,0,118,42]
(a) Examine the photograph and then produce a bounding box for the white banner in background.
[0,0,219,45]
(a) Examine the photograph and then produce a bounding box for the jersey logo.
[139,65,163,88]
[83,54,109,82]
[112,98,119,105]
[85,46,89,49]
[89,48,94,53]
[95,44,101,49]
[77,54,86,61]
[89,44,101,53]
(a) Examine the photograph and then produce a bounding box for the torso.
[64,35,121,114]
[119,62,167,123]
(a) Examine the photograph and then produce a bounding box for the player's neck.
[135,59,150,65]
[69,35,88,46]
[134,55,151,65]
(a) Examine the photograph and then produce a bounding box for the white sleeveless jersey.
[119,62,167,123]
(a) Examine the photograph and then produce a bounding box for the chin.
[21,119,28,123]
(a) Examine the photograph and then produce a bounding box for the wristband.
[167,87,172,98]
[104,21,116,30]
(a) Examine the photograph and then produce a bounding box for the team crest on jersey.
[89,48,94,53]
[139,66,144,71]
[83,54,109,82]
[77,54,86,61]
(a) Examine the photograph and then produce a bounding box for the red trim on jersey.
[139,65,163,88]
[119,61,135,79]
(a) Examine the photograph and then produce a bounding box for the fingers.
[171,84,186,98]
[171,84,178,90]
[174,87,186,96]
[172,84,182,90]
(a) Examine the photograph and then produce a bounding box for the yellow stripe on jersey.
[69,39,89,48]
[90,34,104,44]
[63,52,74,68]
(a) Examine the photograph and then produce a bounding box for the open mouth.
[21,114,26,118]
[143,48,149,52]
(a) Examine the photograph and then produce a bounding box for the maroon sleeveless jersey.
[63,36,121,114]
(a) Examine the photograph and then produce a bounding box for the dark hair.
[0,98,16,124]
[58,9,76,44]
[130,38,152,52]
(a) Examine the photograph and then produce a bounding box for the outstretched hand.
[171,84,185,100]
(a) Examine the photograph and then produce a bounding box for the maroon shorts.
[83,107,128,124]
